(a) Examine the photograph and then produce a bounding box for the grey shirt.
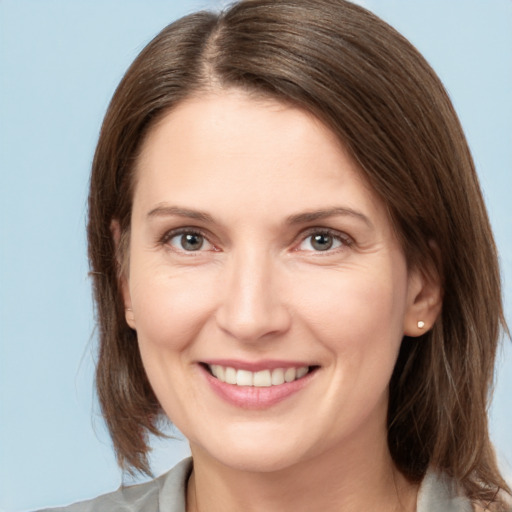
[40,457,474,512]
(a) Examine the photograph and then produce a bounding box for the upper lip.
[200,359,315,372]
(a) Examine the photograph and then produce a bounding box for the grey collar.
[158,458,474,512]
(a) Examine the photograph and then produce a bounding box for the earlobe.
[403,265,442,337]
[110,219,136,330]
[125,306,136,329]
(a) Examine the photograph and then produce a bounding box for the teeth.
[253,370,272,387]
[208,365,310,387]
[236,370,253,386]
[216,365,225,381]
[296,366,308,379]
[284,367,296,382]
[271,368,285,385]
[225,366,237,385]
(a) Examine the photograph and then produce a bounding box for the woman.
[43,0,510,510]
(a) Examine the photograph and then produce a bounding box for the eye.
[164,230,215,252]
[297,230,349,252]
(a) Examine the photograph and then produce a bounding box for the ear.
[110,219,136,330]
[403,263,442,337]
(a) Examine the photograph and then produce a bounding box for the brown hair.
[88,0,510,507]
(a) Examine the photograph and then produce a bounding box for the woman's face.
[122,90,428,472]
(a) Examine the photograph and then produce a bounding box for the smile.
[201,360,319,409]
[208,365,310,387]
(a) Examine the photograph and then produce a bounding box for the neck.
[186,430,418,512]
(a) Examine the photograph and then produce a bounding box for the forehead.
[132,89,387,229]
[138,90,346,175]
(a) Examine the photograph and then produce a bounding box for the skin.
[119,89,441,512]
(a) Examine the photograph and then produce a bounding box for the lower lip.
[201,366,316,410]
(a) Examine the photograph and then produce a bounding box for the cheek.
[127,263,222,423]
[296,266,407,341]
[292,261,409,398]
[128,261,220,351]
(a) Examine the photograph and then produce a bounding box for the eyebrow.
[147,205,214,222]
[147,204,373,228]
[286,207,373,228]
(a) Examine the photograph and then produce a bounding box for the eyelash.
[297,228,353,254]
[159,227,353,254]
[160,228,215,254]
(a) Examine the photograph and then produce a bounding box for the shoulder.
[475,490,512,512]
[36,457,192,512]
[417,470,512,512]
[417,470,473,512]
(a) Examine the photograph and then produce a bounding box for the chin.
[191,431,311,474]
[216,449,303,474]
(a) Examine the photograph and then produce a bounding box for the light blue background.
[0,1,510,510]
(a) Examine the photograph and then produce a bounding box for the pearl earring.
[417,320,425,329]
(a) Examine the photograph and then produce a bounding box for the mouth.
[199,360,319,409]
[201,363,318,387]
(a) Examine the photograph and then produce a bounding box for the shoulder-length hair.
[87,0,509,507]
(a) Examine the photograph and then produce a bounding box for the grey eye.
[310,233,334,251]
[164,233,206,252]
[165,230,215,253]
[180,233,204,251]
[297,231,345,252]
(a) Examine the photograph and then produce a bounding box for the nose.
[215,248,292,343]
